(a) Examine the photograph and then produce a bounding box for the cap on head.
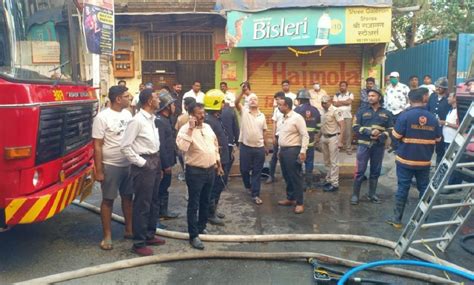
[321,95,331,103]
[435,77,449,89]
[204,89,225,111]
[296,89,311,100]
[157,91,176,112]
[389,71,400,78]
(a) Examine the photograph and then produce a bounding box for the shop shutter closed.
[248,46,362,135]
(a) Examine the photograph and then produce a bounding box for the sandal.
[100,239,113,250]
[253,197,263,205]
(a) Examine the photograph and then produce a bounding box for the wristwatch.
[445,121,449,126]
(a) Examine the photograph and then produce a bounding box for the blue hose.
[337,260,474,285]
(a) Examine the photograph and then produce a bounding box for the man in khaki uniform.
[308,82,327,113]
[316,95,344,192]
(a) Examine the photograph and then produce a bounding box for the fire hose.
[5,200,451,284]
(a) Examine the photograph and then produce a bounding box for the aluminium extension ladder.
[394,102,474,257]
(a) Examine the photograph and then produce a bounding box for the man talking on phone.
[276,97,309,214]
[176,102,223,250]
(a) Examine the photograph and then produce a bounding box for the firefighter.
[294,89,321,191]
[155,91,180,222]
[203,89,229,226]
[386,88,442,228]
[351,89,392,205]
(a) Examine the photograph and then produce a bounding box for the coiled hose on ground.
[16,200,471,285]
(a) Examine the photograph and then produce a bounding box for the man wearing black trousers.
[276,97,309,214]
[155,91,180,223]
[176,102,223,250]
[121,89,166,256]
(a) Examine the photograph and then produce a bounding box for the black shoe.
[160,212,180,220]
[366,194,382,204]
[190,237,205,250]
[199,229,209,234]
[157,223,167,230]
[216,211,225,219]
[323,185,339,192]
[208,215,225,226]
[315,181,331,188]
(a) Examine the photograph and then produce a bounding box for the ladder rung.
[443,183,474,190]
[421,219,461,229]
[432,200,474,210]
[456,162,474,168]
[413,237,451,244]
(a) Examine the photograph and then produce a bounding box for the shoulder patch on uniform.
[362,112,372,117]
[378,113,388,119]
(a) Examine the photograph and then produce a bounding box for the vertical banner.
[83,0,114,55]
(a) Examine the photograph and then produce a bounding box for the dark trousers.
[396,164,430,203]
[304,146,315,174]
[239,144,265,197]
[280,146,304,205]
[226,146,235,175]
[390,113,400,150]
[354,144,385,183]
[211,163,229,204]
[186,165,215,239]
[158,171,172,212]
[131,153,161,248]
[435,139,446,166]
[269,136,279,178]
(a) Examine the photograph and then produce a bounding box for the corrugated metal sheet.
[456,33,474,84]
[247,46,362,133]
[385,39,449,85]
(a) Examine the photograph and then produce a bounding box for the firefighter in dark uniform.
[386,88,442,228]
[294,89,321,190]
[351,89,392,205]
[155,91,180,222]
[203,89,229,226]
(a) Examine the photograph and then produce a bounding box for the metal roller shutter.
[248,46,362,134]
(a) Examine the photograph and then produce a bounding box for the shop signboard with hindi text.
[226,7,391,48]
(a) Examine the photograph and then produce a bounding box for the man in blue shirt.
[351,89,392,205]
[294,89,321,191]
[386,88,442,228]
[427,77,450,165]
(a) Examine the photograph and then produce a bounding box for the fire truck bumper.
[3,165,94,225]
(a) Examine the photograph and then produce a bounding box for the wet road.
[1,164,473,284]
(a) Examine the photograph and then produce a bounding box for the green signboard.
[226,7,391,48]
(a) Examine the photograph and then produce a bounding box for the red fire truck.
[0,0,96,230]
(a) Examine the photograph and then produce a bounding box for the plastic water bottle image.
[315,12,331,45]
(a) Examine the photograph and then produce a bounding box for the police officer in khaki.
[316,95,344,192]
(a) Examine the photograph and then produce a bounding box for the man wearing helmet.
[155,91,180,224]
[294,89,321,191]
[204,89,230,226]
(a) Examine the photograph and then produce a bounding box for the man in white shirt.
[266,91,285,184]
[93,86,133,251]
[121,89,165,256]
[220,81,235,107]
[420,74,436,95]
[384,71,410,151]
[182,81,205,111]
[281,79,297,107]
[333,81,354,155]
[308,82,328,112]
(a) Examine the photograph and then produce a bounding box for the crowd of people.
[92,72,462,255]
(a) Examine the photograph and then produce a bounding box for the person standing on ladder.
[351,89,392,205]
[386,88,442,229]
[294,89,321,191]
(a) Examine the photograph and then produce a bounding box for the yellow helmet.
[204,89,225,111]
